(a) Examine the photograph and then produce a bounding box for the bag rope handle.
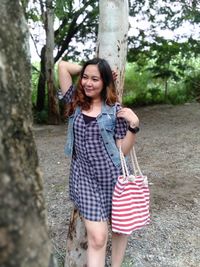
[129,147,143,177]
[119,146,129,179]
[119,146,147,184]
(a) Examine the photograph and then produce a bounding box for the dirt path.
[34,103,200,267]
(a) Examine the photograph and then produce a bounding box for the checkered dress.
[63,86,127,221]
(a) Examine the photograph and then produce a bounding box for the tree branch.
[54,1,98,62]
[30,32,41,59]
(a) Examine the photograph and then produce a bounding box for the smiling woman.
[81,65,104,103]
[58,57,140,267]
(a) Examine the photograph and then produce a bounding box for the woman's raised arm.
[58,60,82,95]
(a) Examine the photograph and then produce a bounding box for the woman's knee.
[89,231,108,250]
[85,220,108,250]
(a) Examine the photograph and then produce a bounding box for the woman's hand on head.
[117,107,139,127]
[112,70,118,81]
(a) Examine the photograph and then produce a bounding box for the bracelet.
[128,125,140,134]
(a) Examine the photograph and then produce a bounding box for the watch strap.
[128,125,140,134]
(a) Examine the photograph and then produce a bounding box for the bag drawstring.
[119,146,148,185]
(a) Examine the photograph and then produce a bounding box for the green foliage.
[26,0,200,122]
[123,55,199,107]
[129,0,200,46]
[31,63,40,106]
[184,72,200,101]
[28,0,200,117]
[23,1,99,63]
[123,62,166,106]
[166,82,190,105]
[53,0,99,62]
[31,62,49,123]
[33,110,49,124]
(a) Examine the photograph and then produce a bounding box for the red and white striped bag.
[112,147,150,235]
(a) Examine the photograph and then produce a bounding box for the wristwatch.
[128,125,140,134]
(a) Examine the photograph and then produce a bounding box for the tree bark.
[65,208,87,267]
[45,0,60,124]
[0,1,56,266]
[96,0,129,101]
[65,1,129,266]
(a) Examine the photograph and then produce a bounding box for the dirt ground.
[34,102,200,267]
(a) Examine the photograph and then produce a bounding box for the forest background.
[22,0,200,124]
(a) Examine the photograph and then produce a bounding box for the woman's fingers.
[117,108,139,126]
[112,70,118,81]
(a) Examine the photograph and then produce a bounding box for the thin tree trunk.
[45,0,60,124]
[164,78,168,100]
[36,46,46,112]
[36,1,46,112]
[65,1,129,266]
[0,1,57,266]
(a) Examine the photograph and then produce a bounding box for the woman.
[58,58,139,267]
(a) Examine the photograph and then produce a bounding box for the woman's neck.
[91,98,102,106]
[82,98,102,117]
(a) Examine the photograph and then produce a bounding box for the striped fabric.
[112,174,150,235]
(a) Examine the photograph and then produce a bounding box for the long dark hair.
[66,58,118,116]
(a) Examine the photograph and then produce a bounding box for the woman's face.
[81,64,104,100]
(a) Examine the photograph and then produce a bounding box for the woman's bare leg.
[111,232,128,267]
[84,219,108,267]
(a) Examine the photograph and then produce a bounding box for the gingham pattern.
[63,85,127,221]
[58,85,75,102]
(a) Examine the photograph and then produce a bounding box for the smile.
[85,88,94,92]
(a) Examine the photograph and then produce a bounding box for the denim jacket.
[64,103,121,167]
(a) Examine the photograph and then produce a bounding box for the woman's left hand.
[117,107,139,127]
[112,70,118,81]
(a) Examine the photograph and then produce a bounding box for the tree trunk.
[65,1,129,266]
[45,0,60,125]
[65,208,87,267]
[0,1,57,267]
[36,46,46,112]
[164,78,168,100]
[96,0,129,101]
